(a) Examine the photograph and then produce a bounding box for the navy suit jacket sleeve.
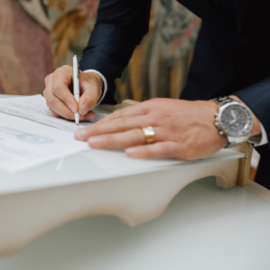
[79,0,152,105]
[234,77,270,158]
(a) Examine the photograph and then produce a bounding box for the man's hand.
[75,98,228,160]
[43,65,103,121]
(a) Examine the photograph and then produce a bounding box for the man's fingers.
[51,82,78,113]
[75,115,155,141]
[46,95,75,120]
[98,103,148,124]
[87,129,146,149]
[43,67,102,122]
[44,86,96,121]
[51,67,78,113]
[44,81,76,120]
[83,111,96,121]
[50,110,61,118]
[85,127,170,149]
[79,72,103,116]
[79,93,98,116]
[51,109,95,121]
[44,73,53,87]
[125,142,182,160]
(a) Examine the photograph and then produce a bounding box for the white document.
[0,95,108,133]
[0,95,108,173]
[0,113,90,173]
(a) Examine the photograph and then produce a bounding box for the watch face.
[220,104,254,137]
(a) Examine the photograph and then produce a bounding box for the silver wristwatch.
[212,96,254,148]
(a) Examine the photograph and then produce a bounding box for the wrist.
[196,100,228,147]
[229,95,261,137]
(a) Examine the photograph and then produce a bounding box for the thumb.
[78,72,103,116]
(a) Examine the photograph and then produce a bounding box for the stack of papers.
[0,95,243,176]
[0,95,107,173]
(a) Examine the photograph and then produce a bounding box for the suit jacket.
[80,0,270,187]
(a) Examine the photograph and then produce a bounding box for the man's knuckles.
[130,129,145,145]
[51,82,64,96]
[60,110,74,120]
[44,74,52,85]
[51,110,60,118]
[46,96,56,109]
[58,65,72,73]
[147,98,160,107]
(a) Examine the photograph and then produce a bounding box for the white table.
[1,95,269,269]
[1,177,270,270]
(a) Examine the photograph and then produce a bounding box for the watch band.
[225,135,250,148]
[211,96,236,106]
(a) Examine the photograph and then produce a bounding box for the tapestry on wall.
[0,0,200,102]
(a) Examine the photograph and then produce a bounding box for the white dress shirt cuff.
[248,122,268,147]
[83,69,108,106]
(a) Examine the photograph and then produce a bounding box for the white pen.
[73,55,80,126]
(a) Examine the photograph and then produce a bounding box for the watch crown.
[215,122,219,127]
[214,113,219,117]
[219,131,224,136]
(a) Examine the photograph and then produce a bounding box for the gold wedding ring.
[142,126,155,144]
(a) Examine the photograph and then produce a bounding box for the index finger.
[98,102,148,124]
[51,66,79,113]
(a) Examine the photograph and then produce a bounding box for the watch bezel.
[216,102,254,137]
